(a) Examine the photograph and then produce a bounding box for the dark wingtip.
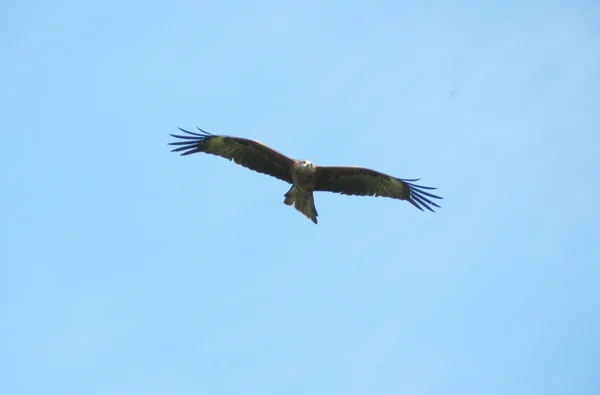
[176,127,205,137]
[169,127,215,155]
[196,127,215,136]
[408,198,426,212]
[401,178,443,212]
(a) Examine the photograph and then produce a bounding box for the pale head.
[292,159,316,187]
[298,160,313,170]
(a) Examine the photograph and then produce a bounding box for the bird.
[169,127,442,224]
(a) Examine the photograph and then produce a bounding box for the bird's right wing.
[314,166,442,212]
[169,128,295,184]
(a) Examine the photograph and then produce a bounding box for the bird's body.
[169,128,442,224]
[284,160,319,223]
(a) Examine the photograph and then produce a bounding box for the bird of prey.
[169,127,442,224]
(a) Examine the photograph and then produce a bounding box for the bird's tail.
[284,186,318,224]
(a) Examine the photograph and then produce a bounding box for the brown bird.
[169,127,442,224]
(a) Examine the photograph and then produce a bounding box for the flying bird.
[169,127,442,224]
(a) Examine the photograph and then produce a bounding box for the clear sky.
[2,0,599,394]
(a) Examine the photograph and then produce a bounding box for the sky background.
[1,0,599,394]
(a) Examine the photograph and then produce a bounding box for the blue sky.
[2,0,599,394]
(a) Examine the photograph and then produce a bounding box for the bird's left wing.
[313,166,442,212]
[169,128,295,184]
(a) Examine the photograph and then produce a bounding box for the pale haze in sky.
[1,0,599,394]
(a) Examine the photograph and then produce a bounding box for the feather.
[169,128,294,184]
[314,166,442,212]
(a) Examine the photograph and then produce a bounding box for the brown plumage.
[169,127,442,224]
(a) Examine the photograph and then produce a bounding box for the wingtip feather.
[196,127,215,136]
[168,127,216,156]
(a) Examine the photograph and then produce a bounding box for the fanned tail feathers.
[284,186,318,224]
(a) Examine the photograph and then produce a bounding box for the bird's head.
[299,160,313,169]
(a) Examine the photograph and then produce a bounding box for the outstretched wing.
[314,166,442,212]
[169,127,295,184]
